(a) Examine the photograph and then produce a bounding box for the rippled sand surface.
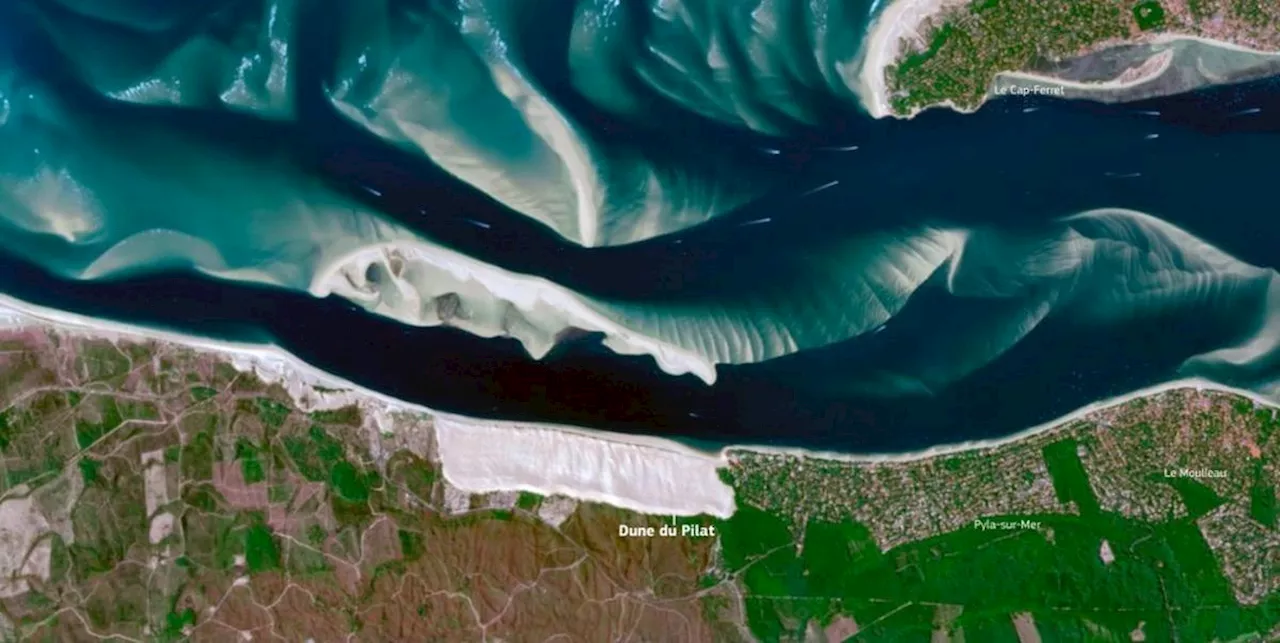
[2,0,1280,451]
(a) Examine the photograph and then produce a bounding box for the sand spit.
[857,0,1280,118]
[311,241,718,384]
[997,48,1176,92]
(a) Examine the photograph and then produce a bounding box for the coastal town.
[0,301,1276,640]
[861,0,1280,116]
[0,0,1277,639]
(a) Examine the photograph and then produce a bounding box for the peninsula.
[860,0,1280,117]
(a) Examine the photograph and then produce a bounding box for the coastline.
[855,0,967,119]
[0,291,736,517]
[856,0,1280,120]
[727,376,1278,465]
[1,290,1275,515]
[994,48,1175,92]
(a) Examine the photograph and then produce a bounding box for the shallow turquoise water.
[1,0,1280,451]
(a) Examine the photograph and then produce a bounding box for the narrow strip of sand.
[729,377,1280,465]
[997,48,1174,91]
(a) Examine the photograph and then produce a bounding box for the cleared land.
[884,0,1280,115]
[0,329,737,641]
[0,327,1276,640]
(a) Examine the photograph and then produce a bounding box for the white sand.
[1,291,1273,517]
[856,0,967,118]
[0,293,733,517]
[311,241,719,384]
[434,413,735,518]
[857,0,1280,118]
[728,377,1279,466]
[0,494,52,597]
[1150,33,1280,56]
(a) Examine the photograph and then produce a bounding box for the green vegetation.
[1233,0,1275,27]
[161,608,196,641]
[284,425,346,481]
[305,524,327,547]
[309,405,361,426]
[181,430,215,481]
[1133,0,1166,30]
[398,529,425,561]
[329,461,372,502]
[76,343,131,382]
[255,397,291,428]
[245,521,282,573]
[1249,462,1277,528]
[897,24,955,77]
[1042,438,1100,514]
[1153,473,1226,519]
[886,0,1280,114]
[724,445,1278,641]
[235,438,266,484]
[887,0,1128,114]
[717,507,808,640]
[386,451,437,501]
[189,385,217,402]
[0,408,15,451]
[74,397,123,449]
[516,491,542,510]
[8,331,1280,641]
[78,458,101,485]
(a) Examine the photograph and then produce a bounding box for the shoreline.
[1,291,1273,513]
[727,376,1277,465]
[0,292,737,516]
[994,48,1175,92]
[855,0,966,119]
[856,0,1280,120]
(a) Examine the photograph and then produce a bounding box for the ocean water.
[2,0,1280,452]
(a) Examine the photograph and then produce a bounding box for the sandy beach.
[2,289,1274,518]
[856,0,1280,118]
[856,0,968,118]
[0,292,736,517]
[728,376,1280,466]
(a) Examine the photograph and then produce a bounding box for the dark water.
[4,0,1280,453]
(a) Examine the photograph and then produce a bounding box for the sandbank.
[995,48,1175,92]
[310,240,719,384]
